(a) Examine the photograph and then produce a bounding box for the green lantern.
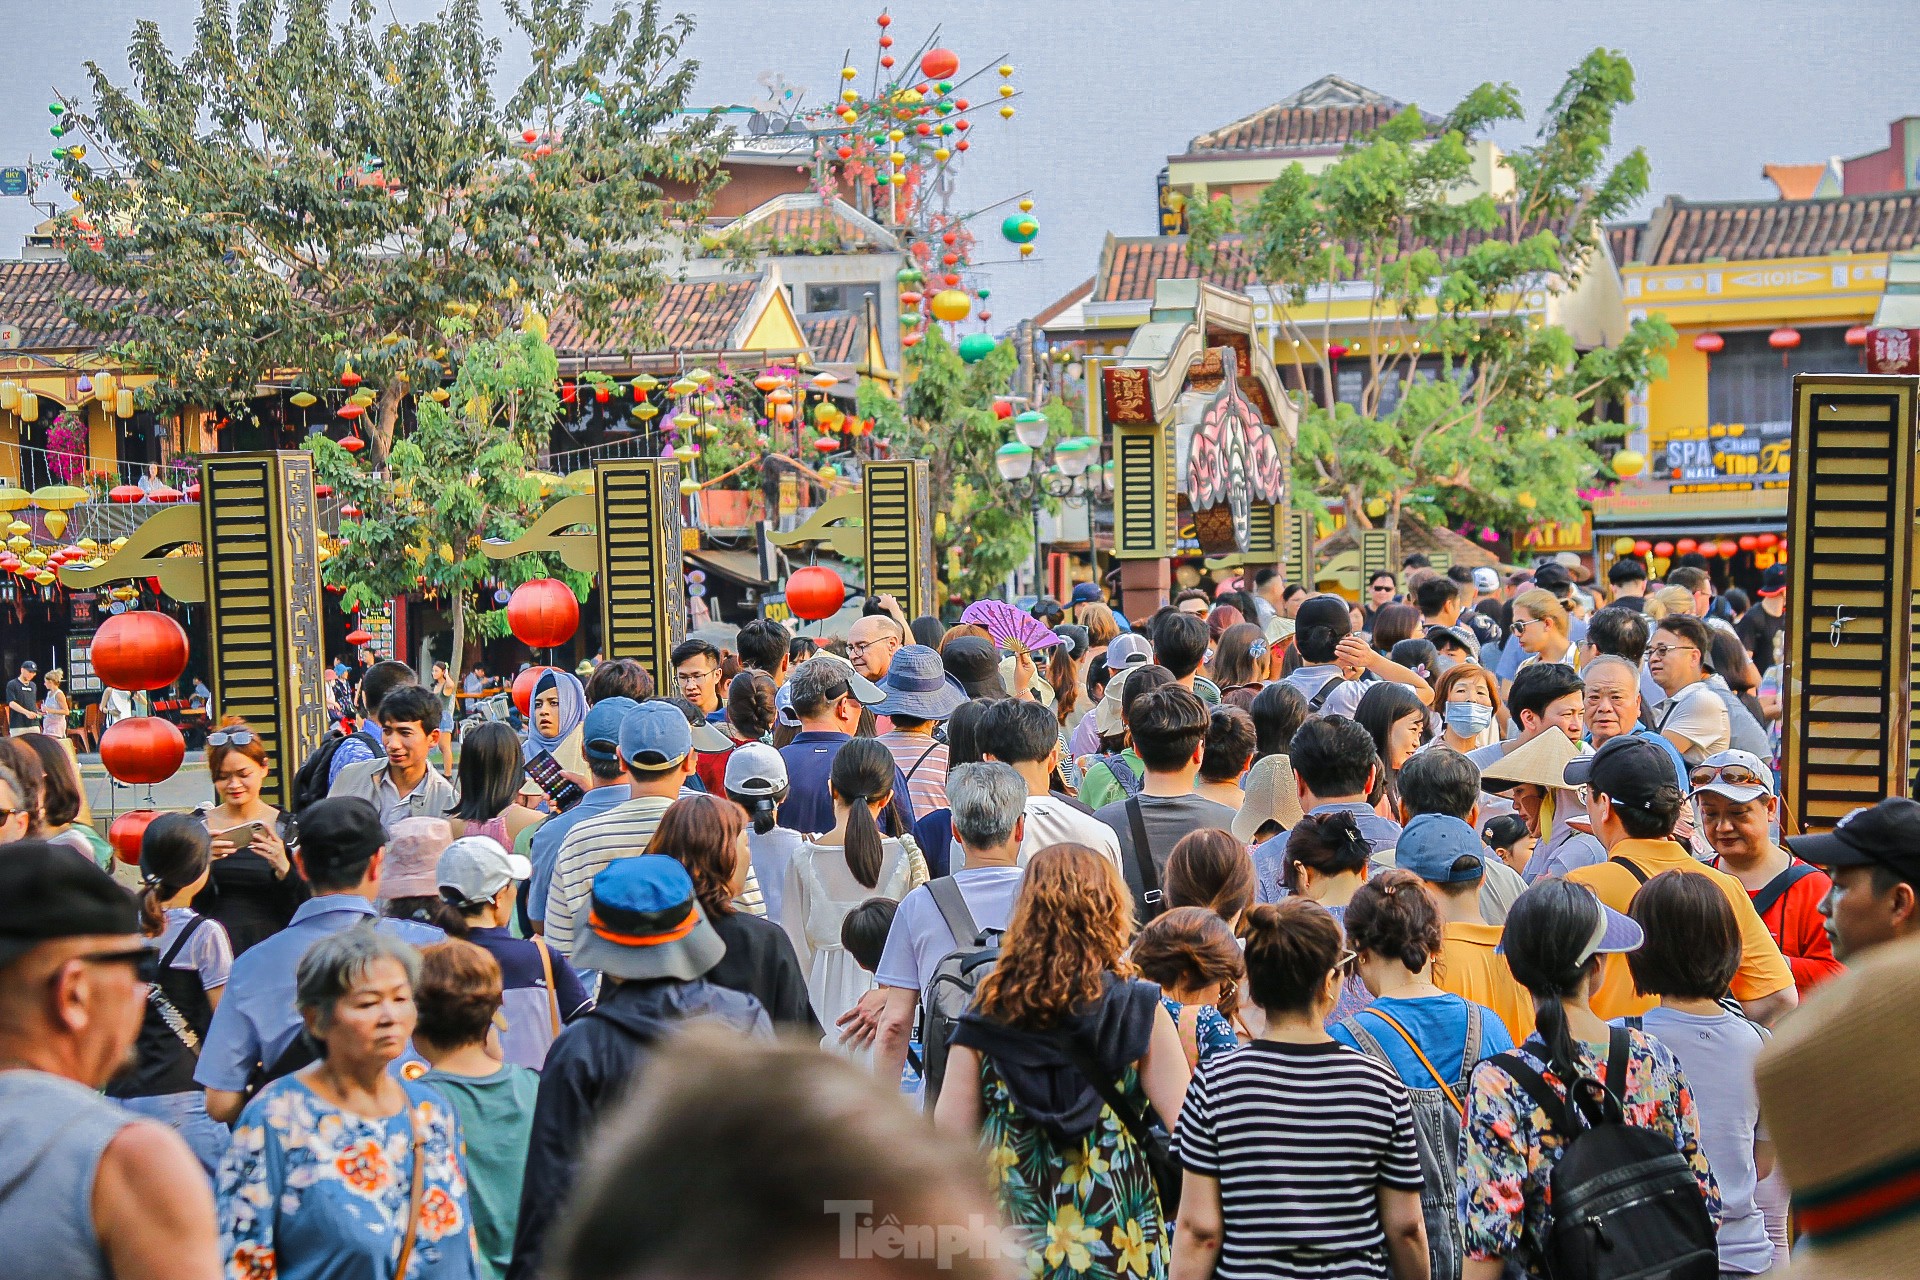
[1001,214,1039,245]
[958,333,996,364]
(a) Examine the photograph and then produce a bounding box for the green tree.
[59,0,727,463]
[310,326,586,668]
[859,330,1066,604]
[1189,49,1672,538]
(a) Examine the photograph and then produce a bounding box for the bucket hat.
[873,645,967,721]
[571,855,726,982]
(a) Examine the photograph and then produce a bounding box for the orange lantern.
[1675,538,1698,555]
[109,809,160,866]
[506,578,580,649]
[100,716,187,786]
[775,403,796,425]
[787,565,846,621]
[91,610,190,691]
[512,665,558,715]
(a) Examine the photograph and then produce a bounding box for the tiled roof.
[547,278,765,357]
[1641,192,1920,266]
[1317,515,1501,567]
[1607,222,1644,265]
[0,260,133,351]
[1762,164,1828,202]
[718,196,894,254]
[1183,76,1434,156]
[800,310,861,363]
[1095,209,1573,304]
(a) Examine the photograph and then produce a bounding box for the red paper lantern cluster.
[100,717,186,786]
[1769,328,1802,351]
[91,611,190,691]
[506,578,580,650]
[786,565,846,622]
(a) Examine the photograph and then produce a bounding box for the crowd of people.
[2,554,1917,1280]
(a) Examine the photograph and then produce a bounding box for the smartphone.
[209,821,264,854]
[524,749,585,812]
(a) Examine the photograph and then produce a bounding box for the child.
[840,897,919,1093]
[1481,812,1535,878]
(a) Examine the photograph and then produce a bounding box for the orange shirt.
[1567,837,1796,1019]
[1438,921,1535,1043]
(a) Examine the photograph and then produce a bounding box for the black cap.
[1758,564,1788,598]
[940,636,1004,698]
[1531,562,1574,595]
[296,797,386,880]
[1786,798,1920,882]
[18,660,36,673]
[0,840,139,967]
[1563,734,1678,813]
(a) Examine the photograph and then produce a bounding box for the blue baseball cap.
[583,696,640,765]
[1070,581,1103,605]
[1395,813,1488,884]
[618,699,692,771]
[570,855,725,981]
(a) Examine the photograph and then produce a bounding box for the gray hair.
[1582,654,1641,689]
[947,762,1026,850]
[786,656,852,720]
[295,923,422,1032]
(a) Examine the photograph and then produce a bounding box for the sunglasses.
[1690,763,1770,791]
[206,729,255,746]
[79,946,160,984]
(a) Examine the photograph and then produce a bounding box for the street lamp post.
[995,410,1112,598]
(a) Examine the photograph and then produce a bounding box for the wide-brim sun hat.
[1232,753,1303,843]
[571,855,727,982]
[1479,728,1583,792]
[874,644,968,721]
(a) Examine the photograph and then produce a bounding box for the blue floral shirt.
[217,1075,478,1280]
[1162,996,1239,1063]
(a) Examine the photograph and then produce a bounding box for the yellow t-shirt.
[1567,837,1795,1019]
[1438,921,1535,1043]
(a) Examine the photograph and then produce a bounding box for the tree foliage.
[1189,49,1672,536]
[310,326,586,668]
[859,329,1061,604]
[60,0,727,462]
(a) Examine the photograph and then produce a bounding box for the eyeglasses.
[1574,784,1592,805]
[674,667,719,686]
[1646,644,1698,659]
[78,946,160,985]
[206,729,255,746]
[845,638,895,657]
[1690,762,1770,791]
[1511,618,1544,634]
[1370,584,1396,594]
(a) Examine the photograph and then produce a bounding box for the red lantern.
[109,809,160,866]
[786,565,846,622]
[183,482,201,501]
[1632,541,1653,557]
[512,665,557,715]
[1717,540,1739,558]
[340,367,363,389]
[507,578,580,649]
[337,402,365,420]
[1756,532,1778,549]
[812,436,840,453]
[560,382,577,403]
[340,436,365,454]
[992,400,1014,420]
[1846,325,1870,347]
[1675,538,1698,555]
[109,484,144,503]
[1769,328,1801,351]
[1738,534,1759,552]
[314,485,332,498]
[1693,333,1725,354]
[345,628,373,646]
[91,611,190,691]
[100,717,187,786]
[919,48,959,79]
[147,485,182,504]
[595,386,611,403]
[340,504,362,519]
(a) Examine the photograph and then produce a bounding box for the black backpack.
[919,877,1003,1105]
[290,727,377,812]
[1491,1028,1718,1280]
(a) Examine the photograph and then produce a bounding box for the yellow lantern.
[933,148,951,162]
[1365,497,1389,518]
[672,413,699,431]
[33,571,53,587]
[116,388,135,418]
[5,535,27,554]
[0,488,27,513]
[678,479,700,496]
[30,485,85,512]
[673,445,697,464]
[78,538,97,553]
[999,105,1015,120]
[93,372,116,403]
[289,391,317,408]
[632,374,659,394]
[1611,449,1646,478]
[688,369,712,385]
[43,509,67,539]
[23,549,47,568]
[668,378,697,398]
[1613,536,1637,556]
[633,403,658,420]
[929,289,972,323]
[814,401,843,427]
[0,381,17,411]
[1018,243,1034,256]
[19,392,38,423]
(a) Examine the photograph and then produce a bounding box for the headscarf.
[523,668,586,761]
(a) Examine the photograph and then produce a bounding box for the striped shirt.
[1174,1040,1424,1280]
[878,730,948,817]
[543,794,674,961]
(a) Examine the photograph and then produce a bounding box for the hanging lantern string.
[922,53,1013,101]
[948,188,1036,226]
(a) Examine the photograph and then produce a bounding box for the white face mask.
[1445,701,1494,738]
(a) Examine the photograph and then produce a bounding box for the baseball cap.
[1498,881,1645,961]
[1563,733,1679,813]
[1094,664,1146,738]
[1052,624,1091,661]
[296,797,387,879]
[773,682,800,728]
[1758,564,1788,598]
[619,699,694,770]
[1472,566,1501,593]
[571,855,726,981]
[1427,623,1480,660]
[18,660,36,673]
[583,696,640,765]
[1395,813,1488,884]
[723,742,788,797]
[0,840,140,967]
[1070,581,1103,605]
[437,835,532,909]
[378,816,453,899]
[1106,633,1153,669]
[941,636,1006,699]
[1688,749,1775,804]
[1786,798,1920,881]
[791,653,886,710]
[1230,753,1303,842]
[1531,561,1573,594]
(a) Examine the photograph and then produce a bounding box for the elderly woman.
[217,925,478,1280]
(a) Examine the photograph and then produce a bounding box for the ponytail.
[829,738,897,890]
[1503,877,1609,1088]
[138,813,213,939]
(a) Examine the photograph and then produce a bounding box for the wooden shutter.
[1358,528,1396,588]
[596,459,685,680]
[1782,375,1920,830]
[861,460,934,618]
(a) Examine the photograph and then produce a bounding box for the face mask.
[1445,701,1494,738]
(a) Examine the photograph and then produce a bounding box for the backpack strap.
[905,741,944,782]
[926,876,981,948]
[1610,855,1651,885]
[1047,1030,1162,1148]
[1360,1006,1465,1112]
[158,913,209,971]
[1458,1002,1483,1094]
[1604,1024,1631,1111]
[1750,860,1818,921]
[1489,1050,1577,1138]
[1125,797,1164,918]
[1308,674,1347,713]
[532,936,562,1037]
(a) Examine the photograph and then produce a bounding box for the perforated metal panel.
[861,460,934,617]
[596,459,685,681]
[1427,551,1453,574]
[1782,375,1920,830]
[200,453,327,810]
[1244,503,1281,573]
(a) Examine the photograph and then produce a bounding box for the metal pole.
[1031,484,1043,598]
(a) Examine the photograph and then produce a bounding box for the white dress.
[779,834,928,1031]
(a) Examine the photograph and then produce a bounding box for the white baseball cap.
[724,742,789,797]
[436,836,532,909]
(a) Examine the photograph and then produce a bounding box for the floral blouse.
[1161,996,1238,1064]
[1458,1031,1720,1279]
[217,1075,478,1280]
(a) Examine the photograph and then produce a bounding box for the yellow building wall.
[1646,338,1709,451]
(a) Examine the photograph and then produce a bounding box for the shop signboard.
[1864,327,1920,375]
[0,168,27,197]
[1517,513,1592,555]
[1656,421,1793,493]
[758,591,792,624]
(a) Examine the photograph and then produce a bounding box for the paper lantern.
[18,393,38,423]
[1654,541,1675,557]
[1612,536,1637,556]
[958,333,996,364]
[1738,535,1759,552]
[919,48,959,79]
[340,435,365,454]
[116,388,135,418]
[1768,328,1801,351]
[1756,532,1778,549]
[1693,333,1724,355]
[1847,325,1870,347]
[340,364,362,389]
[100,717,187,786]
[992,399,1014,420]
[109,809,160,866]
[344,628,372,646]
[786,565,846,622]
[1716,540,1739,558]
[337,402,365,420]
[929,289,971,323]
[1001,214,1038,244]
[91,610,190,691]
[1610,449,1645,478]
[512,665,558,715]
[507,577,580,649]
[43,509,67,539]
[1675,538,1698,555]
